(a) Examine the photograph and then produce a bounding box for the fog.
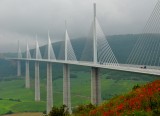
[0,0,157,52]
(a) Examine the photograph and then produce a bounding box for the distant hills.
[0,34,142,78]
[0,34,140,78]
[1,34,140,62]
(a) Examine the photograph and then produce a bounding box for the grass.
[11,102,45,112]
[0,70,153,115]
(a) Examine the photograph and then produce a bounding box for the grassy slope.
[0,70,151,115]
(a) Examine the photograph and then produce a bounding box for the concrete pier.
[63,64,72,113]
[25,61,30,88]
[47,63,53,114]
[35,61,40,101]
[17,61,21,77]
[91,67,101,105]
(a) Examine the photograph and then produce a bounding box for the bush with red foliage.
[81,80,160,116]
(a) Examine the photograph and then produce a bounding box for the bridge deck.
[6,58,160,76]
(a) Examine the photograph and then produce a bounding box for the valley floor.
[0,70,156,115]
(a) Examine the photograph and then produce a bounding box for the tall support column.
[47,63,53,114]
[91,67,101,105]
[35,61,40,101]
[17,40,22,77]
[17,61,21,77]
[25,61,30,88]
[63,64,72,113]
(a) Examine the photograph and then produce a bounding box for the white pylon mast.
[35,35,39,59]
[26,41,30,88]
[18,40,22,58]
[17,40,21,77]
[18,40,19,58]
[65,21,68,61]
[48,31,51,60]
[26,42,29,59]
[93,3,97,64]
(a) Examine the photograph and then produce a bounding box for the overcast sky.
[0,0,157,52]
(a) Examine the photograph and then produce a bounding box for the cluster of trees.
[44,104,96,116]
[44,105,69,116]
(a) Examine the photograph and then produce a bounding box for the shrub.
[48,105,69,116]
[132,84,140,90]
[8,98,21,102]
[5,110,13,114]
[153,109,160,115]
[73,103,96,115]
[70,74,77,78]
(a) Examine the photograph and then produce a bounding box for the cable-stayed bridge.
[6,2,160,114]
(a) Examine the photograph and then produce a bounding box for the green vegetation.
[46,105,70,116]
[72,103,96,115]
[0,69,157,115]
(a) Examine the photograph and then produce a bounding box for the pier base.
[35,61,40,101]
[25,61,30,88]
[91,67,101,105]
[17,61,21,77]
[63,64,72,114]
[47,63,53,114]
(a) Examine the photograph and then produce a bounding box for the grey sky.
[0,0,157,52]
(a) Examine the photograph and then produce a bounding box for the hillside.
[74,80,160,116]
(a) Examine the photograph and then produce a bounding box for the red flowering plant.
[82,80,160,116]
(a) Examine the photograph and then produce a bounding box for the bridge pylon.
[91,3,101,105]
[17,40,22,77]
[62,25,72,113]
[34,37,41,101]
[25,42,31,88]
[63,64,72,113]
[17,61,21,77]
[47,62,53,114]
[46,32,53,114]
[35,61,40,101]
[93,2,97,64]
[91,67,101,105]
[25,61,30,88]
